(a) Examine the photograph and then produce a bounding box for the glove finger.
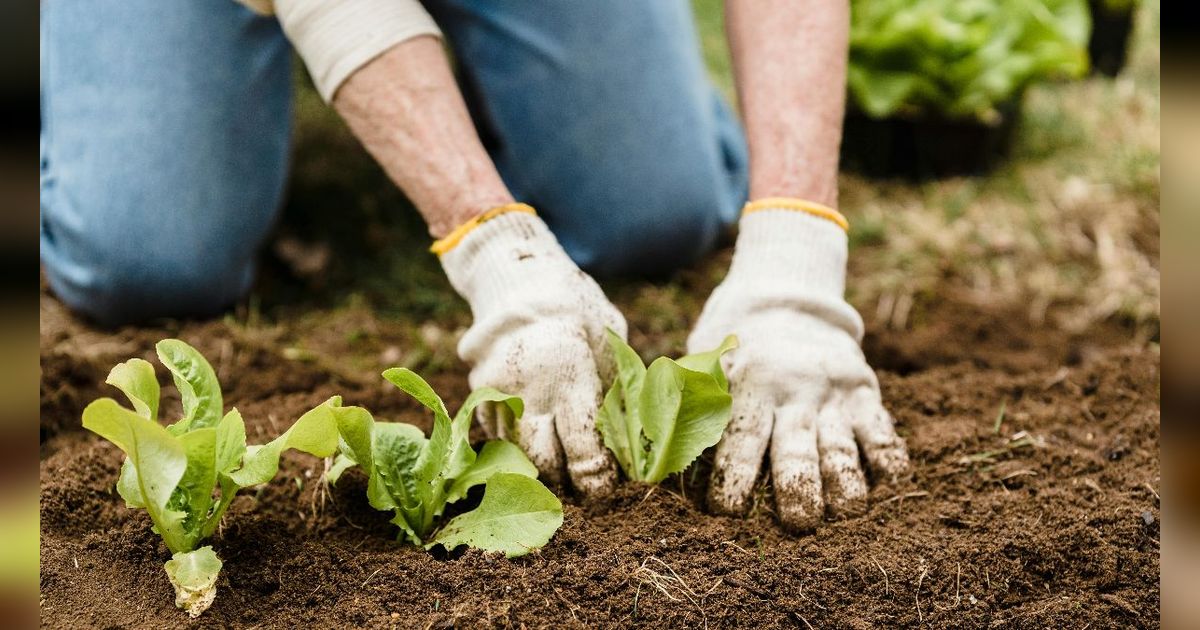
[846,386,909,482]
[769,393,823,531]
[591,309,626,390]
[476,401,499,439]
[517,407,567,486]
[552,368,617,498]
[707,377,774,516]
[475,400,519,441]
[815,397,868,517]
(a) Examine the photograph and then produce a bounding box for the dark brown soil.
[39,289,1160,628]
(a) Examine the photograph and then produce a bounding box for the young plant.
[82,340,341,617]
[322,368,562,556]
[848,0,1091,120]
[596,331,738,483]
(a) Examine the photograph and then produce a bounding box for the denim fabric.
[425,0,748,277]
[40,0,748,325]
[40,0,294,325]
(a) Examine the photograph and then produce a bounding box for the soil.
[39,289,1160,628]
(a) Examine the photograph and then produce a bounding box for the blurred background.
[6,0,39,626]
[18,0,1179,626]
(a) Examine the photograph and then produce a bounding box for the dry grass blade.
[632,557,715,628]
[872,557,890,595]
[633,557,698,603]
[879,491,929,505]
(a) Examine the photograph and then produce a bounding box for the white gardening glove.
[438,206,623,496]
[688,202,909,530]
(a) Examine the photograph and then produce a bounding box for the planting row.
[82,334,737,617]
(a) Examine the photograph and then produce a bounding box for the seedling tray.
[840,101,1020,181]
[1088,0,1135,77]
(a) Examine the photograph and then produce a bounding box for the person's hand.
[687,203,909,530]
[438,206,623,496]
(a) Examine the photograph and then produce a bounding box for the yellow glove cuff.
[430,202,537,255]
[741,197,849,232]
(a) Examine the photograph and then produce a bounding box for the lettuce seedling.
[322,368,563,556]
[596,331,738,483]
[82,340,341,617]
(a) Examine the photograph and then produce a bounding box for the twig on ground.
[553,588,581,622]
[1000,469,1039,482]
[959,433,1040,466]
[361,567,383,588]
[722,541,751,556]
[915,562,929,624]
[632,557,712,628]
[880,491,929,505]
[956,563,962,608]
[798,582,827,611]
[872,557,890,595]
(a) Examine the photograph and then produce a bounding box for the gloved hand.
[687,200,909,530]
[438,205,623,497]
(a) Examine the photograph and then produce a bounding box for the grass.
[263,1,1160,351]
[834,3,1160,335]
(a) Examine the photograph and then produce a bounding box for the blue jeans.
[40,0,748,325]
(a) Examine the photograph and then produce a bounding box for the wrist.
[728,207,850,299]
[748,173,839,209]
[427,191,517,239]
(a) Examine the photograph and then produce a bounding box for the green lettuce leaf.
[105,357,159,421]
[156,339,223,433]
[82,398,190,552]
[227,396,342,487]
[373,422,429,543]
[430,473,564,558]
[640,358,734,482]
[596,329,648,477]
[675,334,739,390]
[324,371,562,554]
[174,427,218,540]
[847,0,1090,119]
[85,339,348,615]
[597,332,737,483]
[446,440,539,504]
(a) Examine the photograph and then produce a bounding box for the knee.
[41,186,265,326]
[552,171,737,278]
[40,144,283,326]
[44,236,257,327]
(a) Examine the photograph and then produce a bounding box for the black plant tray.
[840,101,1020,181]
[1088,0,1135,77]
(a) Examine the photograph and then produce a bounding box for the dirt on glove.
[39,293,1159,629]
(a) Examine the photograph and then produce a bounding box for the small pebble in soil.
[1141,511,1154,526]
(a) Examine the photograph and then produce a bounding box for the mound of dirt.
[39,294,1159,628]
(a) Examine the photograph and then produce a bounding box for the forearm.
[333,36,513,237]
[726,0,849,207]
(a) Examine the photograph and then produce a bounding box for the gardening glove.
[436,204,623,497]
[687,199,909,530]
